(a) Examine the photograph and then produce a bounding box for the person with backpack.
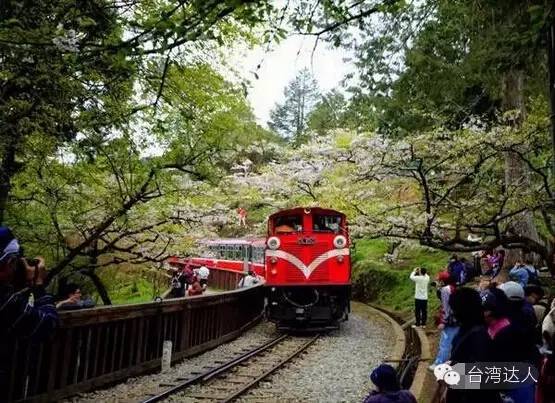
[523,258,541,285]
[168,269,186,298]
[509,261,531,288]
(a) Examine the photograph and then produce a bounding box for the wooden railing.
[209,268,244,290]
[6,285,265,403]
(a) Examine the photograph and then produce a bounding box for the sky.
[237,35,352,127]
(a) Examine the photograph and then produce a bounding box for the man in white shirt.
[409,267,430,328]
[196,266,210,289]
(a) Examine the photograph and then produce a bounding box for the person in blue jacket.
[0,227,59,401]
[363,364,417,403]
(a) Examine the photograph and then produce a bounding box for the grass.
[109,278,158,305]
[352,238,450,313]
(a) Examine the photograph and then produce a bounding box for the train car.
[264,207,351,330]
[168,238,265,277]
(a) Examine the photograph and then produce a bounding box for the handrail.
[6,283,265,403]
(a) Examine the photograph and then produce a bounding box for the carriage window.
[313,215,341,232]
[274,215,302,233]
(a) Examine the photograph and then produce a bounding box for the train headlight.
[267,236,280,250]
[333,235,347,249]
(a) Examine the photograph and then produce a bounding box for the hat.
[498,281,525,301]
[481,290,499,311]
[370,364,400,392]
[0,226,19,263]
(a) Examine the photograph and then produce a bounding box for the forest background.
[1,0,554,312]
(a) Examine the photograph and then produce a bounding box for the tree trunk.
[81,269,112,305]
[502,70,542,267]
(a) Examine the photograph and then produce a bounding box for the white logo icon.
[444,370,461,385]
[434,363,453,381]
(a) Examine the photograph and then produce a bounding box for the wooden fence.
[6,284,265,403]
[209,268,244,290]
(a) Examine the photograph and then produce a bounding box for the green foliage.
[352,239,448,312]
[268,68,320,144]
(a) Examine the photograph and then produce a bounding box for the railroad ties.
[141,333,320,402]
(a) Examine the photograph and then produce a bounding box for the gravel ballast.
[241,306,393,402]
[66,304,393,403]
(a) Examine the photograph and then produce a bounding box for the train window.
[313,214,342,232]
[274,215,302,233]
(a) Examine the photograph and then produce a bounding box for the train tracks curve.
[140,333,320,403]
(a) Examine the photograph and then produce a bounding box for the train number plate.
[296,308,304,314]
[297,237,316,245]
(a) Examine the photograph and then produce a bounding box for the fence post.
[161,340,172,372]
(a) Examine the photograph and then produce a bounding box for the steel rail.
[140,334,289,403]
[218,333,320,403]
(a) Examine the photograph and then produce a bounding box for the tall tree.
[0,0,273,223]
[268,68,320,144]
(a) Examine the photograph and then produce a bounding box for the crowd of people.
[403,250,555,403]
[168,263,210,298]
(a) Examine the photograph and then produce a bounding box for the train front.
[264,207,351,330]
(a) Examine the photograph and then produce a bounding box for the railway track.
[140,333,320,403]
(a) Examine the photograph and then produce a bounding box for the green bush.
[351,239,449,312]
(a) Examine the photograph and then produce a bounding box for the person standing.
[409,267,429,328]
[0,227,59,401]
[430,272,458,371]
[196,265,210,290]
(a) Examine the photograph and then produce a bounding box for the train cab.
[264,207,351,330]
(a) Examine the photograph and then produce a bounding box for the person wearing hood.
[362,364,416,403]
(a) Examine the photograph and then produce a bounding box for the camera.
[26,258,39,267]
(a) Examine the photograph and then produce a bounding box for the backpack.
[526,267,541,285]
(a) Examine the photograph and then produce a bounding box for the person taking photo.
[409,267,430,328]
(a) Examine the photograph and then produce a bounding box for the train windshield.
[274,215,303,233]
[312,214,342,233]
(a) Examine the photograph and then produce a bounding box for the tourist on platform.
[0,227,58,400]
[476,276,491,298]
[362,364,417,403]
[447,255,464,285]
[459,257,475,282]
[195,265,210,290]
[168,268,185,298]
[238,270,259,288]
[409,267,429,328]
[182,264,194,291]
[188,276,204,296]
[56,283,95,310]
[483,287,539,403]
[538,302,555,403]
[446,287,502,403]
[485,250,505,278]
[509,260,532,288]
[499,281,538,343]
[525,285,547,325]
[430,272,458,371]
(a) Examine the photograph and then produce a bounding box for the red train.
[167,207,351,330]
[265,207,351,330]
[167,239,266,277]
